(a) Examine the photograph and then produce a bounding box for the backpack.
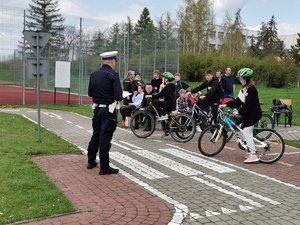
[270,98,287,111]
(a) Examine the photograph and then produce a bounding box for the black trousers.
[120,105,136,120]
[196,99,219,124]
[87,107,117,170]
[152,99,174,116]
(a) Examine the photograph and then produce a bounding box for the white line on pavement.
[159,148,236,173]
[191,176,264,208]
[110,152,169,179]
[134,150,204,176]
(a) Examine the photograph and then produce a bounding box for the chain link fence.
[0,5,180,103]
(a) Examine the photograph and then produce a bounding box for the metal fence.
[0,5,180,103]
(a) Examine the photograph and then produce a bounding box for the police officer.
[87,51,123,175]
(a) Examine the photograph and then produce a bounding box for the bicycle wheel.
[198,124,226,156]
[254,129,285,164]
[130,110,155,138]
[254,114,275,135]
[169,113,196,142]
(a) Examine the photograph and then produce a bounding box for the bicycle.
[130,98,196,142]
[224,105,275,142]
[198,108,285,163]
[189,100,213,131]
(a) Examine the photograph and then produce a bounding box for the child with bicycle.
[172,88,190,115]
[189,70,223,124]
[221,68,262,163]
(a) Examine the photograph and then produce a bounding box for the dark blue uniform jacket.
[88,64,123,105]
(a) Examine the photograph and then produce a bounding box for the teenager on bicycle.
[221,68,262,163]
[151,72,176,120]
[190,70,223,124]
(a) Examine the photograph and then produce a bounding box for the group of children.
[119,67,262,164]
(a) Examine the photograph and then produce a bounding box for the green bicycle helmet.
[162,72,175,81]
[237,68,253,77]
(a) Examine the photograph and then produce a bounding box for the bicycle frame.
[190,103,211,126]
[220,110,268,149]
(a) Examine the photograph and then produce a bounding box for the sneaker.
[196,125,202,133]
[156,115,168,121]
[119,120,126,125]
[244,154,259,163]
[244,153,251,159]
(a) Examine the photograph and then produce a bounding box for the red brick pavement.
[19,154,171,225]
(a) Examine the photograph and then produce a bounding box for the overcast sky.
[0,0,300,35]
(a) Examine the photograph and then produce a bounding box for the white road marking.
[108,163,188,225]
[66,120,73,124]
[191,176,264,207]
[166,143,300,190]
[134,150,203,176]
[110,152,169,179]
[118,141,143,150]
[204,175,280,205]
[75,125,83,129]
[221,207,237,214]
[159,148,236,173]
[111,141,131,150]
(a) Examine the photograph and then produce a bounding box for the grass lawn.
[0,112,80,225]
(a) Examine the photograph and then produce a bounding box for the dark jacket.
[141,90,154,108]
[151,78,162,94]
[226,85,262,127]
[191,78,223,103]
[152,83,176,110]
[88,64,122,104]
[123,78,134,94]
[175,80,189,98]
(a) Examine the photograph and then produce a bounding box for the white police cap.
[100,51,118,60]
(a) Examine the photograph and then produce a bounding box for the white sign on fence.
[55,61,71,88]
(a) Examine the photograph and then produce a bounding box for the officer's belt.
[93,103,108,108]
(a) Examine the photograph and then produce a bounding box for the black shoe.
[143,127,151,131]
[161,132,170,138]
[87,162,97,169]
[99,167,119,175]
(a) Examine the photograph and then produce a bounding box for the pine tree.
[254,15,284,58]
[134,7,155,35]
[26,0,65,57]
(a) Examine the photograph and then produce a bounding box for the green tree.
[253,15,285,58]
[134,7,155,35]
[178,0,214,54]
[219,8,247,57]
[134,7,155,55]
[26,0,65,57]
[289,33,300,66]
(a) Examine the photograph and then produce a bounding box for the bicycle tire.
[130,110,155,138]
[254,114,275,134]
[169,113,196,142]
[198,124,226,156]
[254,128,285,164]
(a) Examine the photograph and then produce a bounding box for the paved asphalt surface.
[1,108,300,225]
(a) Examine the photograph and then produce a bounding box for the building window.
[218,32,224,39]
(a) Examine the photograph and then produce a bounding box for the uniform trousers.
[87,107,117,170]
